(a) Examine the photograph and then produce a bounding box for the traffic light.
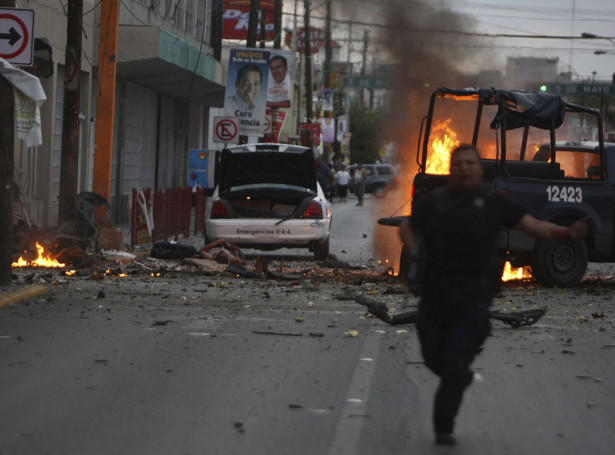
[539,85,548,92]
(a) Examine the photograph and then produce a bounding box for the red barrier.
[131,186,205,249]
[194,189,206,236]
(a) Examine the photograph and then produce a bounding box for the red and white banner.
[223,0,276,41]
[263,108,287,142]
[300,123,321,147]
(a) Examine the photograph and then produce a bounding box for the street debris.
[344,291,547,328]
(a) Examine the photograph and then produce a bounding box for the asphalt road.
[1,193,615,455]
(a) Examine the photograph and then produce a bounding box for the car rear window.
[376,165,393,175]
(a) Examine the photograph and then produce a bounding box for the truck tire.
[314,238,330,261]
[530,238,588,287]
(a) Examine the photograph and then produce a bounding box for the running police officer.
[398,144,588,445]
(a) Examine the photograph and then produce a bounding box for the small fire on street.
[11,242,66,268]
[501,262,532,281]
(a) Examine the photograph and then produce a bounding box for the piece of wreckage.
[148,238,393,283]
[159,238,303,280]
[345,293,545,329]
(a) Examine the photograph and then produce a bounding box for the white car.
[205,143,332,260]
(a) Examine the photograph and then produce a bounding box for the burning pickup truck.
[380,87,615,287]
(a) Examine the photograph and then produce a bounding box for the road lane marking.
[328,330,382,455]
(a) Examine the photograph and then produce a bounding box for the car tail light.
[302,201,323,219]
[211,200,230,218]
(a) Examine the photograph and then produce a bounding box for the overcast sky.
[298,0,615,82]
[444,0,615,80]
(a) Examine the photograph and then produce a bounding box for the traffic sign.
[549,83,615,96]
[342,76,389,89]
[213,117,239,143]
[0,8,34,66]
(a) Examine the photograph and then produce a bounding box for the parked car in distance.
[204,143,332,260]
[347,163,398,197]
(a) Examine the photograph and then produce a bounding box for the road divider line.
[328,331,382,455]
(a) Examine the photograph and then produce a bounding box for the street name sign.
[342,76,389,89]
[0,7,34,66]
[551,83,615,96]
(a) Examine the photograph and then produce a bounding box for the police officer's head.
[449,144,484,192]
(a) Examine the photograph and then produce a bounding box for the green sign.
[342,76,389,89]
[549,84,615,95]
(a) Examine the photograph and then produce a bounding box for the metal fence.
[130,187,206,249]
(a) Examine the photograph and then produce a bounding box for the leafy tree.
[349,102,383,164]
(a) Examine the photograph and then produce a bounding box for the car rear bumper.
[206,219,331,247]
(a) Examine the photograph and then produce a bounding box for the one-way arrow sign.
[0,26,21,46]
[0,8,34,66]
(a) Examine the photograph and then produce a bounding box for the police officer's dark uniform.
[408,184,527,442]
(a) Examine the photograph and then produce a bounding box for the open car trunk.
[220,185,316,219]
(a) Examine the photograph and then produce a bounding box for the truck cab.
[388,87,614,287]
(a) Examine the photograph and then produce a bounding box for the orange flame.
[501,261,532,281]
[425,119,460,175]
[12,242,66,268]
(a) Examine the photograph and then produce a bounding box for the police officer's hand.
[568,217,589,240]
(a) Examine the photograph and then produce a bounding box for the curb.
[0,285,48,308]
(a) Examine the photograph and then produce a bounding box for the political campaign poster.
[321,117,335,143]
[267,50,293,108]
[337,115,347,142]
[322,88,333,112]
[224,48,270,136]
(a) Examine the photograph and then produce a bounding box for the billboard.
[223,0,276,40]
[224,48,270,136]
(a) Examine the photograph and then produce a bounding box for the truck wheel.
[314,238,330,261]
[530,239,588,287]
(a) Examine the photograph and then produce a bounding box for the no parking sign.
[213,116,238,143]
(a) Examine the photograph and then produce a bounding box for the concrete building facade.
[13,0,225,228]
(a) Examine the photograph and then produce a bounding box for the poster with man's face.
[224,48,270,136]
[267,50,293,108]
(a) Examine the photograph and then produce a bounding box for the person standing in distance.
[353,163,367,206]
[398,144,588,446]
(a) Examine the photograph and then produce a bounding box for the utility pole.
[274,0,282,49]
[247,0,260,48]
[0,0,16,286]
[360,30,368,107]
[323,0,332,161]
[303,0,313,122]
[92,0,119,221]
[324,0,332,89]
[58,0,83,224]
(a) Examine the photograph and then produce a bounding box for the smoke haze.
[339,0,494,268]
